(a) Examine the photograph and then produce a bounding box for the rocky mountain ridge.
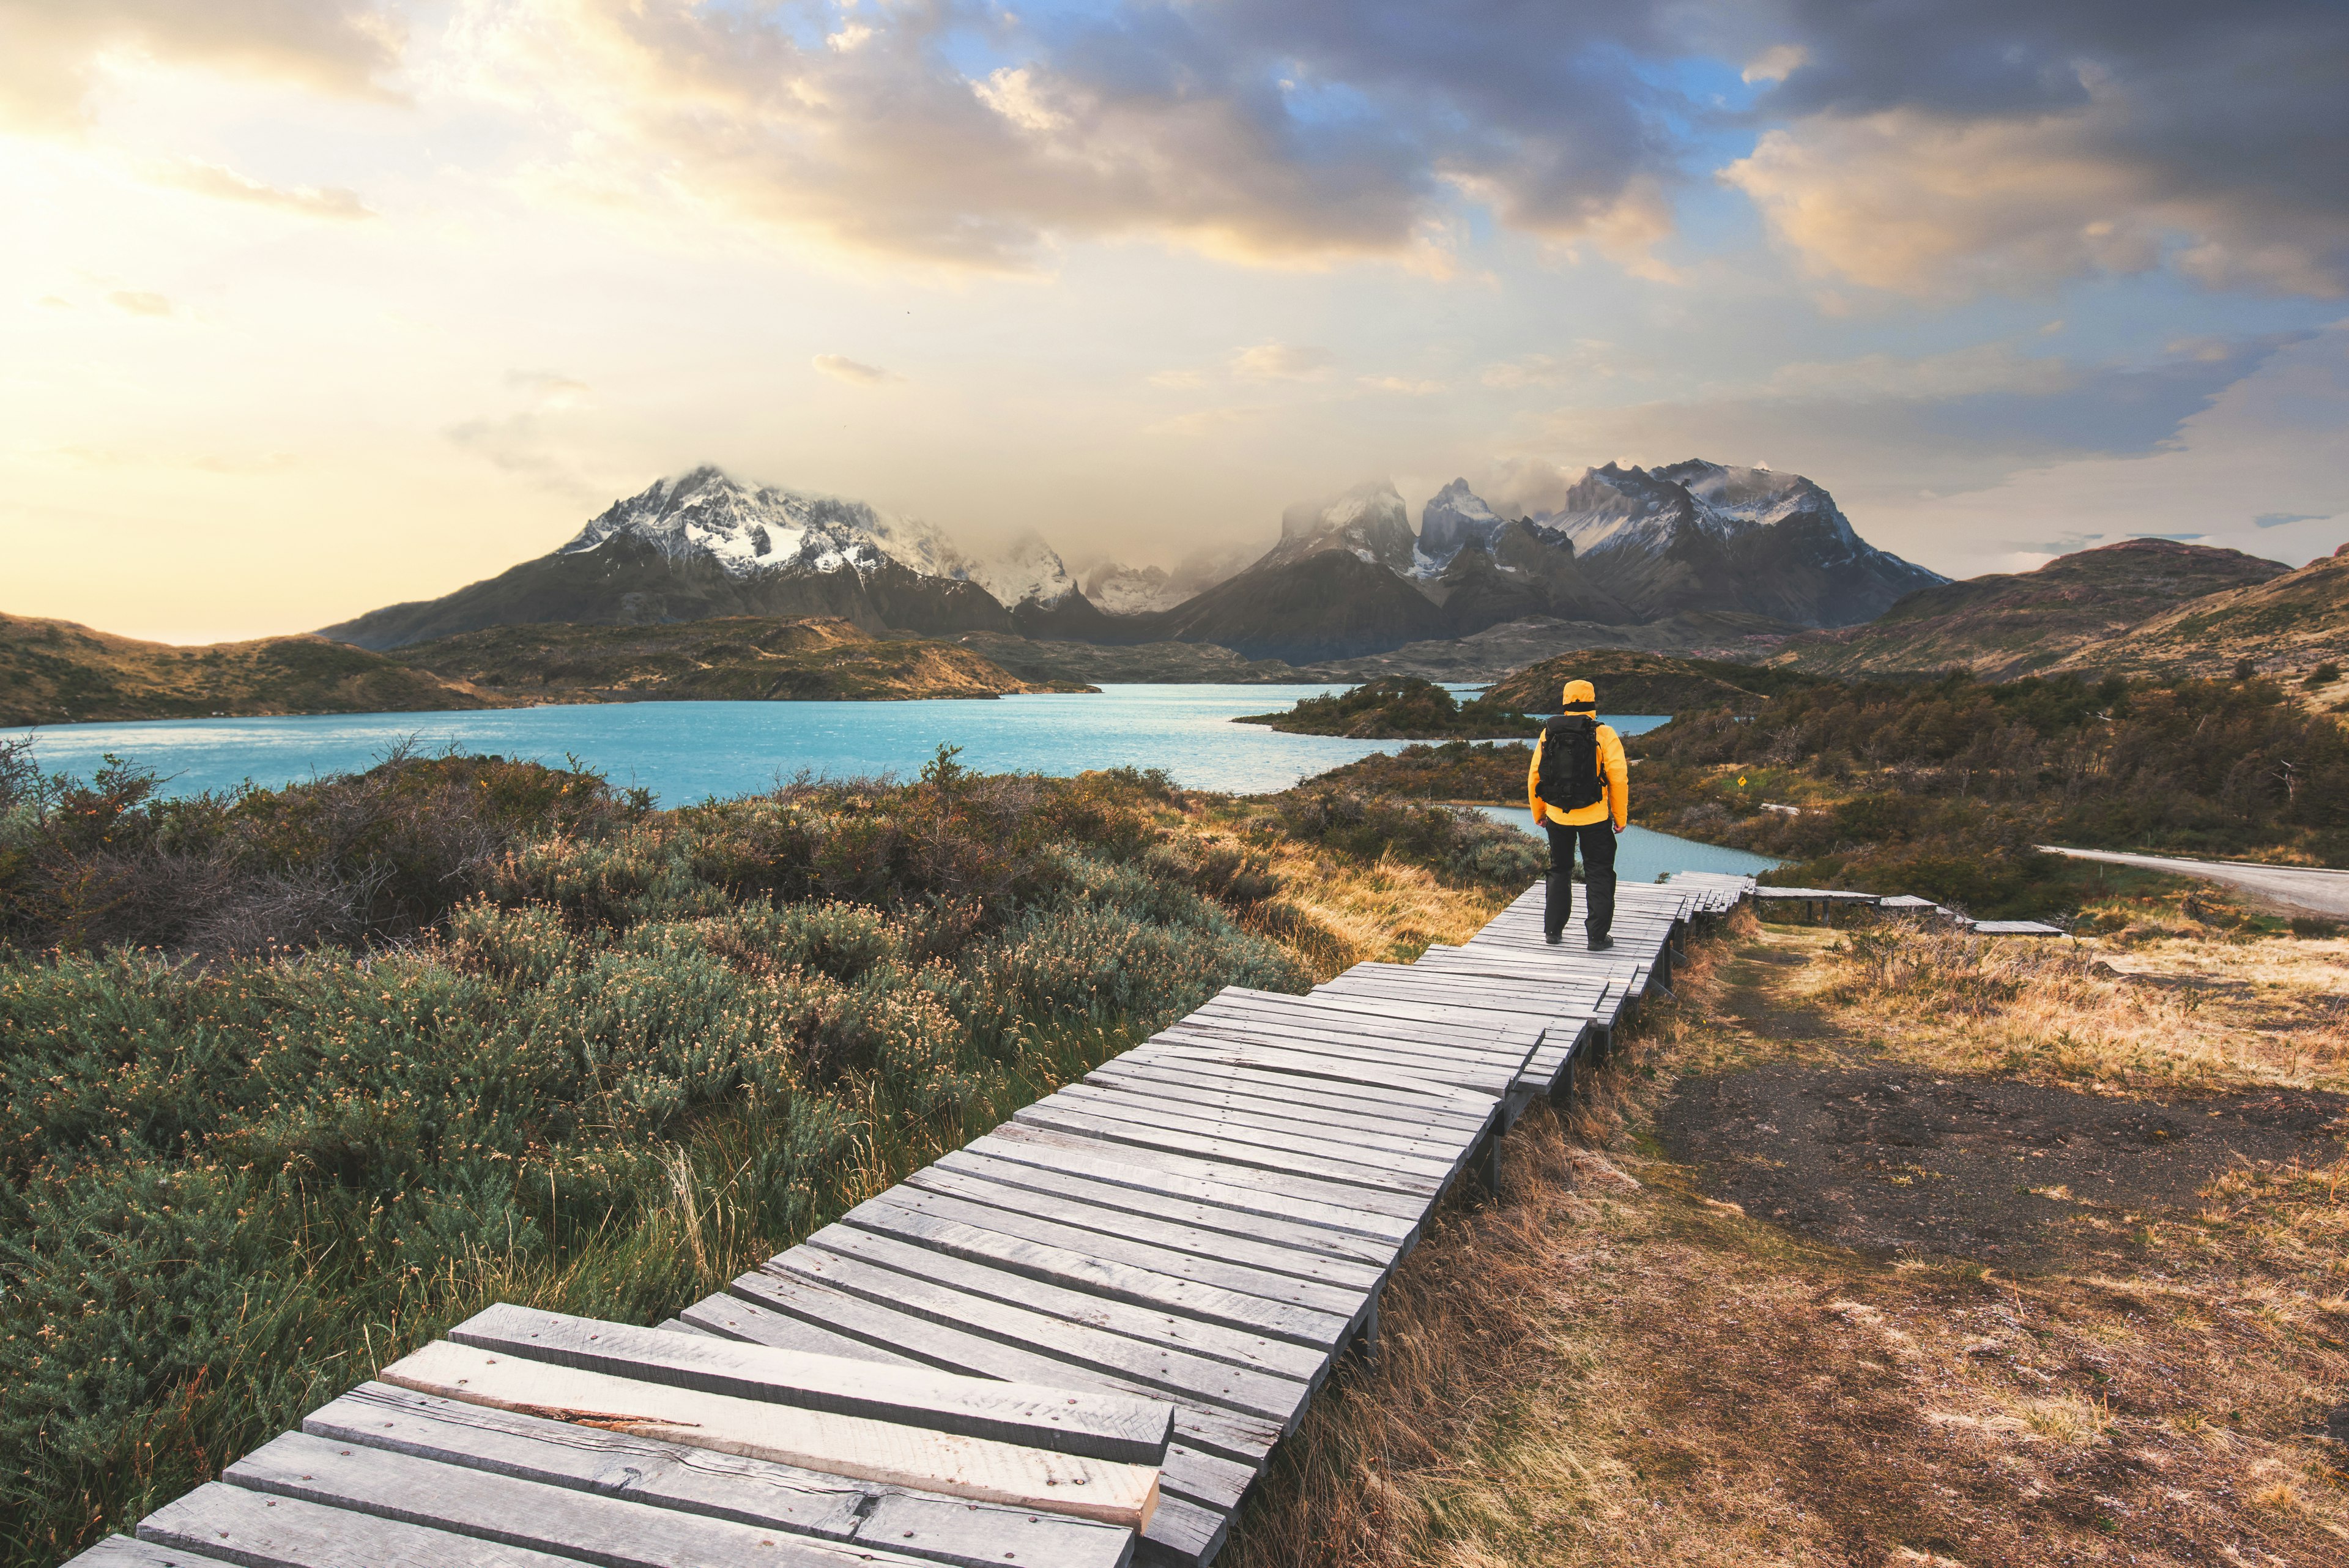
[322,459,1943,663]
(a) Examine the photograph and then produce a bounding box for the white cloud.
[1723,104,2349,300]
[1358,374,1445,395]
[812,354,902,385]
[1741,45,1807,86]
[107,289,173,316]
[0,0,405,130]
[1231,342,1334,381]
[151,158,374,221]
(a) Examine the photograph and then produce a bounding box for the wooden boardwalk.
[67,871,1757,1568]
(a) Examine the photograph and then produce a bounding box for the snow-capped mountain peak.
[1261,478,1417,573]
[1415,477,1509,573]
[965,531,1078,609]
[561,466,971,582]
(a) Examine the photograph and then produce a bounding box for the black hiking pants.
[1543,820,1617,942]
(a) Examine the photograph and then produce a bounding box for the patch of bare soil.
[1659,1067,2347,1268]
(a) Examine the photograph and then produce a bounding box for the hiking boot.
[1587,934,1614,951]
[1545,932,1563,946]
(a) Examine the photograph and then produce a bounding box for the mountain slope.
[2052,544,2349,682]
[1424,518,1633,634]
[1143,551,1449,663]
[1485,648,1830,715]
[1768,540,2292,678]
[389,615,1086,700]
[1258,480,1418,573]
[1537,460,1943,626]
[322,470,1017,649]
[1,612,503,726]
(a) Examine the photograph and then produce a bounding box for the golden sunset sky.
[6,0,2346,641]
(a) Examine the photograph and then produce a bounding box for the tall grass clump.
[0,741,1544,1566]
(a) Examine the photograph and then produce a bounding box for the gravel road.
[2039,845,2349,918]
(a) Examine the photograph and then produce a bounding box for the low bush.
[0,741,1531,1564]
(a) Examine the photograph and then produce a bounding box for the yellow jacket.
[1527,679,1628,830]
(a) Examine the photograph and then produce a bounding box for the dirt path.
[1222,920,2349,1568]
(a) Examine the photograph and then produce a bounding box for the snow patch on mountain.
[1083,543,1256,615]
[1415,478,1508,574]
[967,532,1078,608]
[1263,479,1417,573]
[1084,563,1176,615]
[563,466,973,583]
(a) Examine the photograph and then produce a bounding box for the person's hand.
[1613,821,1625,834]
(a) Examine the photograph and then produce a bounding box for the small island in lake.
[1237,675,1539,738]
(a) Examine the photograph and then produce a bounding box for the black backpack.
[1535,715,1605,811]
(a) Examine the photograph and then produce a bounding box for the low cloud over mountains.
[324,461,1941,664]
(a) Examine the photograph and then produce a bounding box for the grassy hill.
[2053,546,2349,693]
[1483,648,1825,714]
[1765,540,2290,679]
[388,615,1093,700]
[0,612,503,726]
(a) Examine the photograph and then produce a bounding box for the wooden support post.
[1353,1293,1382,1368]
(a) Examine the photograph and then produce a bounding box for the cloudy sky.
[6,0,2347,641]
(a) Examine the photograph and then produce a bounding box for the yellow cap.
[1560,678,1597,712]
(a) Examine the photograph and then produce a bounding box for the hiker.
[1527,677,1628,950]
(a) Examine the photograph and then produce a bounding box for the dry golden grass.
[1251,844,1513,979]
[1220,916,2349,1568]
[1176,800,1518,980]
[1798,920,2349,1094]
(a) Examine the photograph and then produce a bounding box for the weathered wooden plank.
[1189,995,1525,1052]
[58,1539,237,1568]
[138,1482,581,1568]
[1315,975,1600,1014]
[1040,1082,1461,1173]
[1203,992,1531,1044]
[448,1304,1173,1465]
[1085,1056,1490,1132]
[663,1304,1258,1533]
[839,1197,1357,1344]
[1154,1017,1507,1080]
[1151,1024,1517,1098]
[1014,1098,1448,1195]
[1128,1495,1226,1568]
[376,1339,1162,1528]
[1131,1035,1472,1099]
[798,1224,1333,1378]
[699,1275,1280,1479]
[302,1384,1137,1568]
[1188,996,1529,1059]
[1175,1005,1539,1079]
[223,1432,952,1568]
[977,1122,1429,1227]
[859,1182,1370,1315]
[925,1148,1401,1276]
[1174,999,1521,1060]
[1053,1080,1471,1168]
[1080,1062,1484,1147]
[755,1250,1315,1429]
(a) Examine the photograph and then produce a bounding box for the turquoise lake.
[6,685,1645,801]
[5,687,1770,877]
[1460,805,1785,881]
